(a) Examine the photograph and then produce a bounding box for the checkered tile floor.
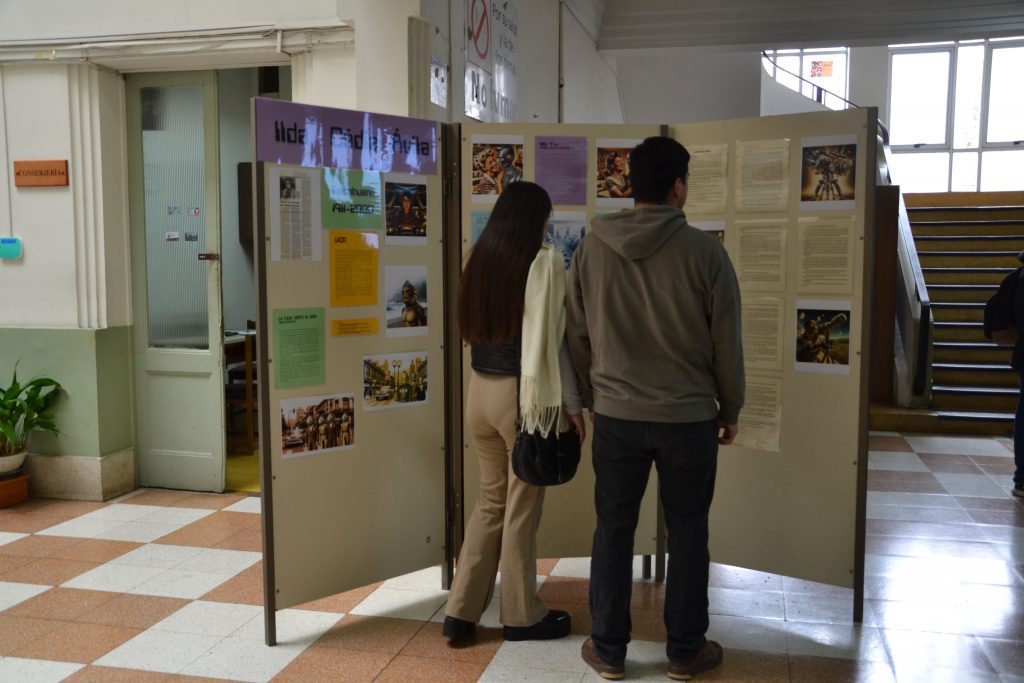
[0,432,1021,681]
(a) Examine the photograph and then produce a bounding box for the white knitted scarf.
[519,244,567,437]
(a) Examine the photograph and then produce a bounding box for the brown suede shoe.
[667,640,723,680]
[581,638,625,680]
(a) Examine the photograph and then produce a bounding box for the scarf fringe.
[519,375,567,437]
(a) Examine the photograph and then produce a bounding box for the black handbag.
[511,374,581,486]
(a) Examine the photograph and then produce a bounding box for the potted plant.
[0,362,62,475]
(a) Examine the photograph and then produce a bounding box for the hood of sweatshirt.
[589,206,686,261]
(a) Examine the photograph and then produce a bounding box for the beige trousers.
[445,371,548,627]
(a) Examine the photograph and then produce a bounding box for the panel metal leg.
[642,554,652,579]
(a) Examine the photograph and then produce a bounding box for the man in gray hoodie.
[567,136,743,681]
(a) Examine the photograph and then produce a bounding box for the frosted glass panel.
[889,152,950,193]
[141,86,208,349]
[981,151,1024,191]
[890,52,950,145]
[986,46,1024,143]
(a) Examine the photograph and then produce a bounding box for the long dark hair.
[458,181,551,344]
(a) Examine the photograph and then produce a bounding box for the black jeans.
[589,414,719,664]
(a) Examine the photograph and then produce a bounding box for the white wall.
[561,5,624,124]
[615,48,761,124]
[849,46,889,127]
[0,0,343,41]
[760,68,828,117]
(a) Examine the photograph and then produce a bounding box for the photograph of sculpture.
[280,393,356,458]
[795,301,852,374]
[384,265,428,337]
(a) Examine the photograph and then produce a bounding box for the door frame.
[126,70,226,492]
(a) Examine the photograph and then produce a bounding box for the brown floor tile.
[868,470,941,484]
[297,582,381,613]
[48,539,142,564]
[630,608,667,642]
[153,522,238,548]
[970,454,1017,471]
[918,453,985,474]
[631,579,667,609]
[955,495,1024,511]
[124,489,194,506]
[374,654,487,683]
[272,646,392,682]
[0,614,65,655]
[869,435,913,452]
[788,655,896,683]
[865,535,1005,560]
[966,508,1024,526]
[400,621,503,664]
[63,665,170,682]
[0,534,82,558]
[213,528,262,552]
[0,556,100,585]
[997,437,1014,453]
[0,513,77,533]
[201,573,264,605]
[195,510,262,529]
[76,593,189,629]
[166,676,243,683]
[865,519,980,541]
[980,636,1024,675]
[0,553,36,575]
[241,559,264,577]
[5,587,116,621]
[867,479,947,494]
[709,563,784,591]
[692,648,789,682]
[536,558,558,575]
[537,576,589,605]
[312,615,422,656]
[171,493,246,510]
[12,621,140,663]
[28,500,108,517]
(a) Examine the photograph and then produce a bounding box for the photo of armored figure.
[801,144,856,202]
[796,308,850,365]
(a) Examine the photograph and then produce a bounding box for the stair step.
[930,302,985,322]
[932,362,1017,387]
[933,341,1012,363]
[936,410,1014,424]
[922,267,1016,285]
[919,251,1022,269]
[931,384,1018,412]
[913,222,1024,236]
[913,235,1024,251]
[870,404,1012,435]
[934,321,985,342]
[927,284,998,303]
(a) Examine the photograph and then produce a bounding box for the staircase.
[906,192,1024,435]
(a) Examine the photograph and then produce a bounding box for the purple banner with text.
[254,98,438,175]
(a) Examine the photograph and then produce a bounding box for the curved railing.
[762,50,932,405]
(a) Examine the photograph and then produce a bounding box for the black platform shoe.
[502,609,571,641]
[442,616,476,646]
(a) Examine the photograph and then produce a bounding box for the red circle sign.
[470,0,490,60]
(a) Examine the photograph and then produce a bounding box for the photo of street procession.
[279,393,356,458]
[362,352,428,411]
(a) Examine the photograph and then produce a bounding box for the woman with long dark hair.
[443,181,584,645]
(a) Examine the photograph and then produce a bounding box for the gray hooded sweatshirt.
[566,206,744,424]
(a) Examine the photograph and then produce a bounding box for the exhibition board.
[252,99,447,642]
[457,123,664,560]
[669,108,874,593]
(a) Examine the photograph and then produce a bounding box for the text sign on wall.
[254,98,438,175]
[13,160,69,187]
[465,0,518,122]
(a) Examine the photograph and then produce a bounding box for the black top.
[470,337,520,376]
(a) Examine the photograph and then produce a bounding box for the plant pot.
[0,450,27,476]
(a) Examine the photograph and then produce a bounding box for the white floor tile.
[178,633,307,683]
[78,503,164,522]
[95,629,223,674]
[550,556,647,579]
[866,505,973,524]
[0,657,84,682]
[224,497,262,514]
[783,592,856,624]
[62,563,166,593]
[866,492,961,509]
[868,452,929,472]
[0,532,28,547]
[110,543,204,569]
[382,564,443,591]
[904,436,1010,457]
[0,582,50,611]
[135,506,215,526]
[35,516,125,538]
[349,586,448,621]
[233,608,341,646]
[128,568,237,599]
[481,663,585,682]
[489,635,591,674]
[706,614,789,653]
[151,600,263,637]
[785,622,888,661]
[934,473,1009,498]
[187,548,262,575]
[709,586,785,620]
[95,521,181,543]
